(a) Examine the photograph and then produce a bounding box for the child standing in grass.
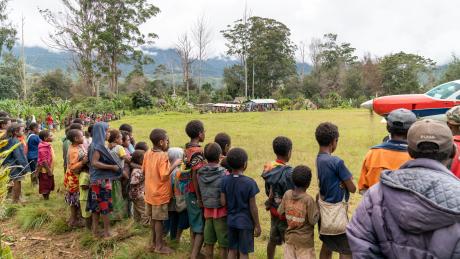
[1,123,30,203]
[315,122,356,259]
[64,129,89,227]
[221,147,261,259]
[278,165,319,259]
[129,150,148,225]
[37,130,55,200]
[198,143,229,259]
[63,123,84,173]
[87,122,122,238]
[164,147,190,243]
[143,129,180,254]
[26,122,41,186]
[184,120,207,259]
[261,136,294,259]
[108,129,130,220]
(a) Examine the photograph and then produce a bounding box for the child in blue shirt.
[315,122,356,259]
[27,122,41,185]
[220,147,261,259]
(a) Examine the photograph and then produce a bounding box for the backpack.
[262,164,294,209]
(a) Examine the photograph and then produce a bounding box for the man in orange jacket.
[358,108,416,194]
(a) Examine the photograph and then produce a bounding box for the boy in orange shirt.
[143,128,180,254]
[358,108,416,194]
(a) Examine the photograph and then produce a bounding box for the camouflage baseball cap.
[387,108,417,130]
[446,106,460,125]
[408,119,453,153]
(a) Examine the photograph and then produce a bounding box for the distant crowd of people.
[1,106,460,259]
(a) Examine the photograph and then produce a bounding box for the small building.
[213,103,241,113]
[245,99,278,112]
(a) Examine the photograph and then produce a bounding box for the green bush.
[277,98,292,110]
[131,91,153,109]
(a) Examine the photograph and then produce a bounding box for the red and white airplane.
[361,80,460,119]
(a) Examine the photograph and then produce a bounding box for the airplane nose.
[360,99,373,110]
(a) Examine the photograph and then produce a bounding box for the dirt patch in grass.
[0,218,91,259]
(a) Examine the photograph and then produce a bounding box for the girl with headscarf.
[87,122,122,238]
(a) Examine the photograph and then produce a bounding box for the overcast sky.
[9,0,460,64]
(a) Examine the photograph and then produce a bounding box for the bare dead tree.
[309,37,322,70]
[192,15,212,91]
[298,41,306,82]
[175,32,195,100]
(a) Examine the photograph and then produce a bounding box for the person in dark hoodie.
[261,136,294,259]
[358,108,416,194]
[198,143,229,259]
[347,119,460,258]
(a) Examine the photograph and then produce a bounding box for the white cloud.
[9,0,460,64]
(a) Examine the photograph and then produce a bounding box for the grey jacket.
[197,164,226,208]
[347,158,460,259]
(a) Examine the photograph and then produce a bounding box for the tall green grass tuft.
[48,216,73,234]
[17,206,52,230]
[0,204,20,220]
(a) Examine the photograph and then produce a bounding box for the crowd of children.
[1,106,460,259]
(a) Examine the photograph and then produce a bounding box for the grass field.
[2,109,387,258]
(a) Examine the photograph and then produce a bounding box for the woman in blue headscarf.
[87,122,122,238]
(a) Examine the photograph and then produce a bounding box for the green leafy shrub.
[131,91,153,109]
[277,98,292,110]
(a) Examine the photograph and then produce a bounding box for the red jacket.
[450,136,460,178]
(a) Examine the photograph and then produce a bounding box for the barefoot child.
[129,150,148,225]
[108,129,130,220]
[37,130,55,200]
[221,148,261,259]
[143,129,180,254]
[198,143,229,259]
[278,165,319,259]
[64,129,89,227]
[87,122,122,238]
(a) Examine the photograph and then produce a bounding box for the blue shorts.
[228,227,254,254]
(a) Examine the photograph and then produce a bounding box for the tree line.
[0,0,459,109]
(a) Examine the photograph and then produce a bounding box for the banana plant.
[0,139,18,259]
[52,99,72,127]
